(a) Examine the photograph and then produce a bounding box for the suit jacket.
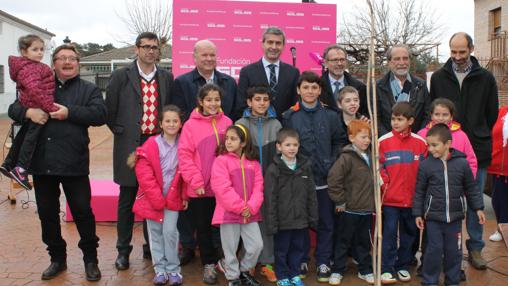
[236,59,299,120]
[320,71,368,116]
[171,68,237,120]
[106,60,173,186]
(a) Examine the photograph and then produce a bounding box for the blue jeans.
[275,229,306,280]
[381,206,417,274]
[466,168,486,252]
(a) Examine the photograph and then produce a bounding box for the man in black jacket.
[235,27,300,120]
[8,44,107,281]
[106,32,173,270]
[377,44,430,136]
[171,39,237,120]
[429,32,498,270]
[319,45,368,115]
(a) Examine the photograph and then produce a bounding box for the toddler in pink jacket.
[211,124,264,286]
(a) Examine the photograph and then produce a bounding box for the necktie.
[268,64,277,95]
[333,81,342,101]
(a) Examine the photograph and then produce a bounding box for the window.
[490,8,502,38]
[0,65,4,93]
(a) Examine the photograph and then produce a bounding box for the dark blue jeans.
[466,167,486,252]
[332,212,372,275]
[422,220,462,286]
[274,229,306,280]
[381,206,417,274]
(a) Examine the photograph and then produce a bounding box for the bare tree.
[340,0,443,67]
[117,0,172,45]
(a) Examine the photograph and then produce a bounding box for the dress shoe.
[85,262,101,281]
[41,261,67,280]
[179,247,195,266]
[115,254,130,270]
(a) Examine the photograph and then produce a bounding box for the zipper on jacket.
[240,156,248,224]
[442,159,451,223]
[257,119,263,170]
[460,196,466,215]
[424,195,433,218]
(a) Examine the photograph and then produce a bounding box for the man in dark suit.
[171,40,237,120]
[106,32,173,270]
[319,45,368,115]
[236,27,300,120]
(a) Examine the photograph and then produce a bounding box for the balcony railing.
[491,31,508,59]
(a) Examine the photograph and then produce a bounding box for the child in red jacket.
[132,105,186,286]
[378,102,427,283]
[1,34,58,190]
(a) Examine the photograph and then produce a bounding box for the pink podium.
[65,180,142,222]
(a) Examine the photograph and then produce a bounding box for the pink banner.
[172,0,337,79]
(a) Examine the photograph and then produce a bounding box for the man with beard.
[429,32,498,271]
[319,45,368,115]
[377,44,430,136]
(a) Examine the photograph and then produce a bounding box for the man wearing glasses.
[319,45,368,115]
[8,44,107,281]
[106,32,173,270]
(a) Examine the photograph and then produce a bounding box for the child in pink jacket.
[418,98,477,177]
[211,124,264,286]
[177,83,232,284]
[1,34,58,190]
[131,105,186,286]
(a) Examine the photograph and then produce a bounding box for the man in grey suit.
[235,27,300,120]
[106,32,173,270]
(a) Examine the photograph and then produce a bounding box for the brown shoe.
[469,250,487,270]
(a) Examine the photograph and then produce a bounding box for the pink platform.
[65,180,142,222]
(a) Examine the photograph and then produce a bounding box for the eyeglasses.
[138,45,160,52]
[54,56,79,62]
[327,58,346,64]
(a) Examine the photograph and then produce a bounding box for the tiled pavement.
[0,118,507,285]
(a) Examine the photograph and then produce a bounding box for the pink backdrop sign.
[172,0,337,79]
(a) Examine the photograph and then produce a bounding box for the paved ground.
[0,117,507,286]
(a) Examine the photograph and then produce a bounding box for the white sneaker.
[381,272,397,284]
[328,273,342,285]
[489,230,503,242]
[358,273,375,284]
[397,270,411,282]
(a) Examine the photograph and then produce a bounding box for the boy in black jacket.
[413,123,485,286]
[264,128,318,286]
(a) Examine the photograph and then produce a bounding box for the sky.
[2,0,473,58]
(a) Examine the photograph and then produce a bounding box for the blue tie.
[333,81,342,101]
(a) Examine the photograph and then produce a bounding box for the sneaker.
[0,164,12,179]
[397,270,411,282]
[228,279,242,286]
[216,258,228,275]
[468,250,487,270]
[10,166,32,190]
[316,264,331,282]
[167,272,183,286]
[490,230,503,242]
[381,272,397,284]
[299,262,308,279]
[240,271,261,286]
[276,278,292,286]
[153,272,168,286]
[328,273,343,285]
[260,264,277,282]
[203,264,218,284]
[358,273,375,284]
[291,275,305,286]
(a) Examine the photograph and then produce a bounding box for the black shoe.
[115,254,129,270]
[179,247,195,266]
[85,262,101,281]
[41,262,67,280]
[10,166,32,190]
[460,269,466,281]
[0,164,12,179]
[240,271,261,286]
[228,279,242,286]
[143,243,152,259]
